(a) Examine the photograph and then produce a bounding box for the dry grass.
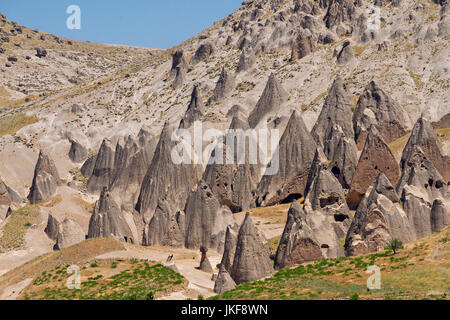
[0,112,38,137]
[0,205,40,253]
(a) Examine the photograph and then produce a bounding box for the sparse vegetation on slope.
[0,113,38,137]
[211,228,450,300]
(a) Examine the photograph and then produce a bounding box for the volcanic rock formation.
[27,151,62,204]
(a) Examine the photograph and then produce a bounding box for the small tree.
[388,239,403,255]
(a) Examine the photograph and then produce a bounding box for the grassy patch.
[0,113,38,137]
[0,205,40,253]
[22,261,187,300]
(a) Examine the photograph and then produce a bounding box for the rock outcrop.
[179,85,205,129]
[191,42,214,64]
[324,0,356,30]
[290,29,316,61]
[311,76,354,149]
[0,178,21,206]
[219,226,237,273]
[184,181,235,253]
[347,127,400,209]
[336,40,354,64]
[353,81,409,148]
[54,218,85,250]
[68,139,88,163]
[345,173,415,256]
[44,214,61,241]
[109,128,157,209]
[27,151,62,204]
[236,48,256,73]
[255,110,316,207]
[248,73,288,128]
[169,49,188,80]
[274,201,324,269]
[172,66,186,90]
[203,115,261,212]
[88,187,136,243]
[135,121,202,222]
[230,213,273,284]
[400,117,449,180]
[214,266,237,294]
[199,246,214,273]
[208,68,235,103]
[86,138,115,194]
[430,199,449,232]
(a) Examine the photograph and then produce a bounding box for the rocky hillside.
[0,0,449,300]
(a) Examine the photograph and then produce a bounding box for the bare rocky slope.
[0,0,449,299]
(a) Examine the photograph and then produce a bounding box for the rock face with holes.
[179,85,205,129]
[324,124,358,189]
[347,126,400,209]
[54,218,85,250]
[353,81,410,149]
[248,73,288,128]
[400,117,449,181]
[68,139,88,163]
[311,76,354,149]
[27,151,62,204]
[208,68,235,103]
[255,110,316,207]
[396,146,449,240]
[184,181,235,253]
[88,187,136,244]
[135,121,202,222]
[345,173,415,256]
[230,213,273,284]
[203,115,261,212]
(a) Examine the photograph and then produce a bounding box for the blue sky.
[0,0,243,49]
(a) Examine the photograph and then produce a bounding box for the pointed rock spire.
[0,178,21,206]
[179,85,205,129]
[324,0,356,29]
[54,218,85,250]
[68,139,88,163]
[109,129,156,210]
[326,125,358,189]
[336,40,354,64]
[304,147,329,198]
[401,117,449,180]
[27,151,61,204]
[230,213,273,284]
[208,68,235,103]
[219,226,237,273]
[248,73,288,128]
[353,81,409,148]
[347,126,400,209]
[311,76,354,149]
[203,114,260,212]
[136,121,202,221]
[431,199,449,232]
[236,48,256,73]
[199,246,214,273]
[191,42,214,65]
[345,173,415,256]
[255,110,317,207]
[172,66,186,90]
[274,201,324,269]
[290,28,316,62]
[214,265,237,294]
[86,138,115,193]
[88,187,136,243]
[184,181,235,252]
[144,198,185,247]
[169,49,188,80]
